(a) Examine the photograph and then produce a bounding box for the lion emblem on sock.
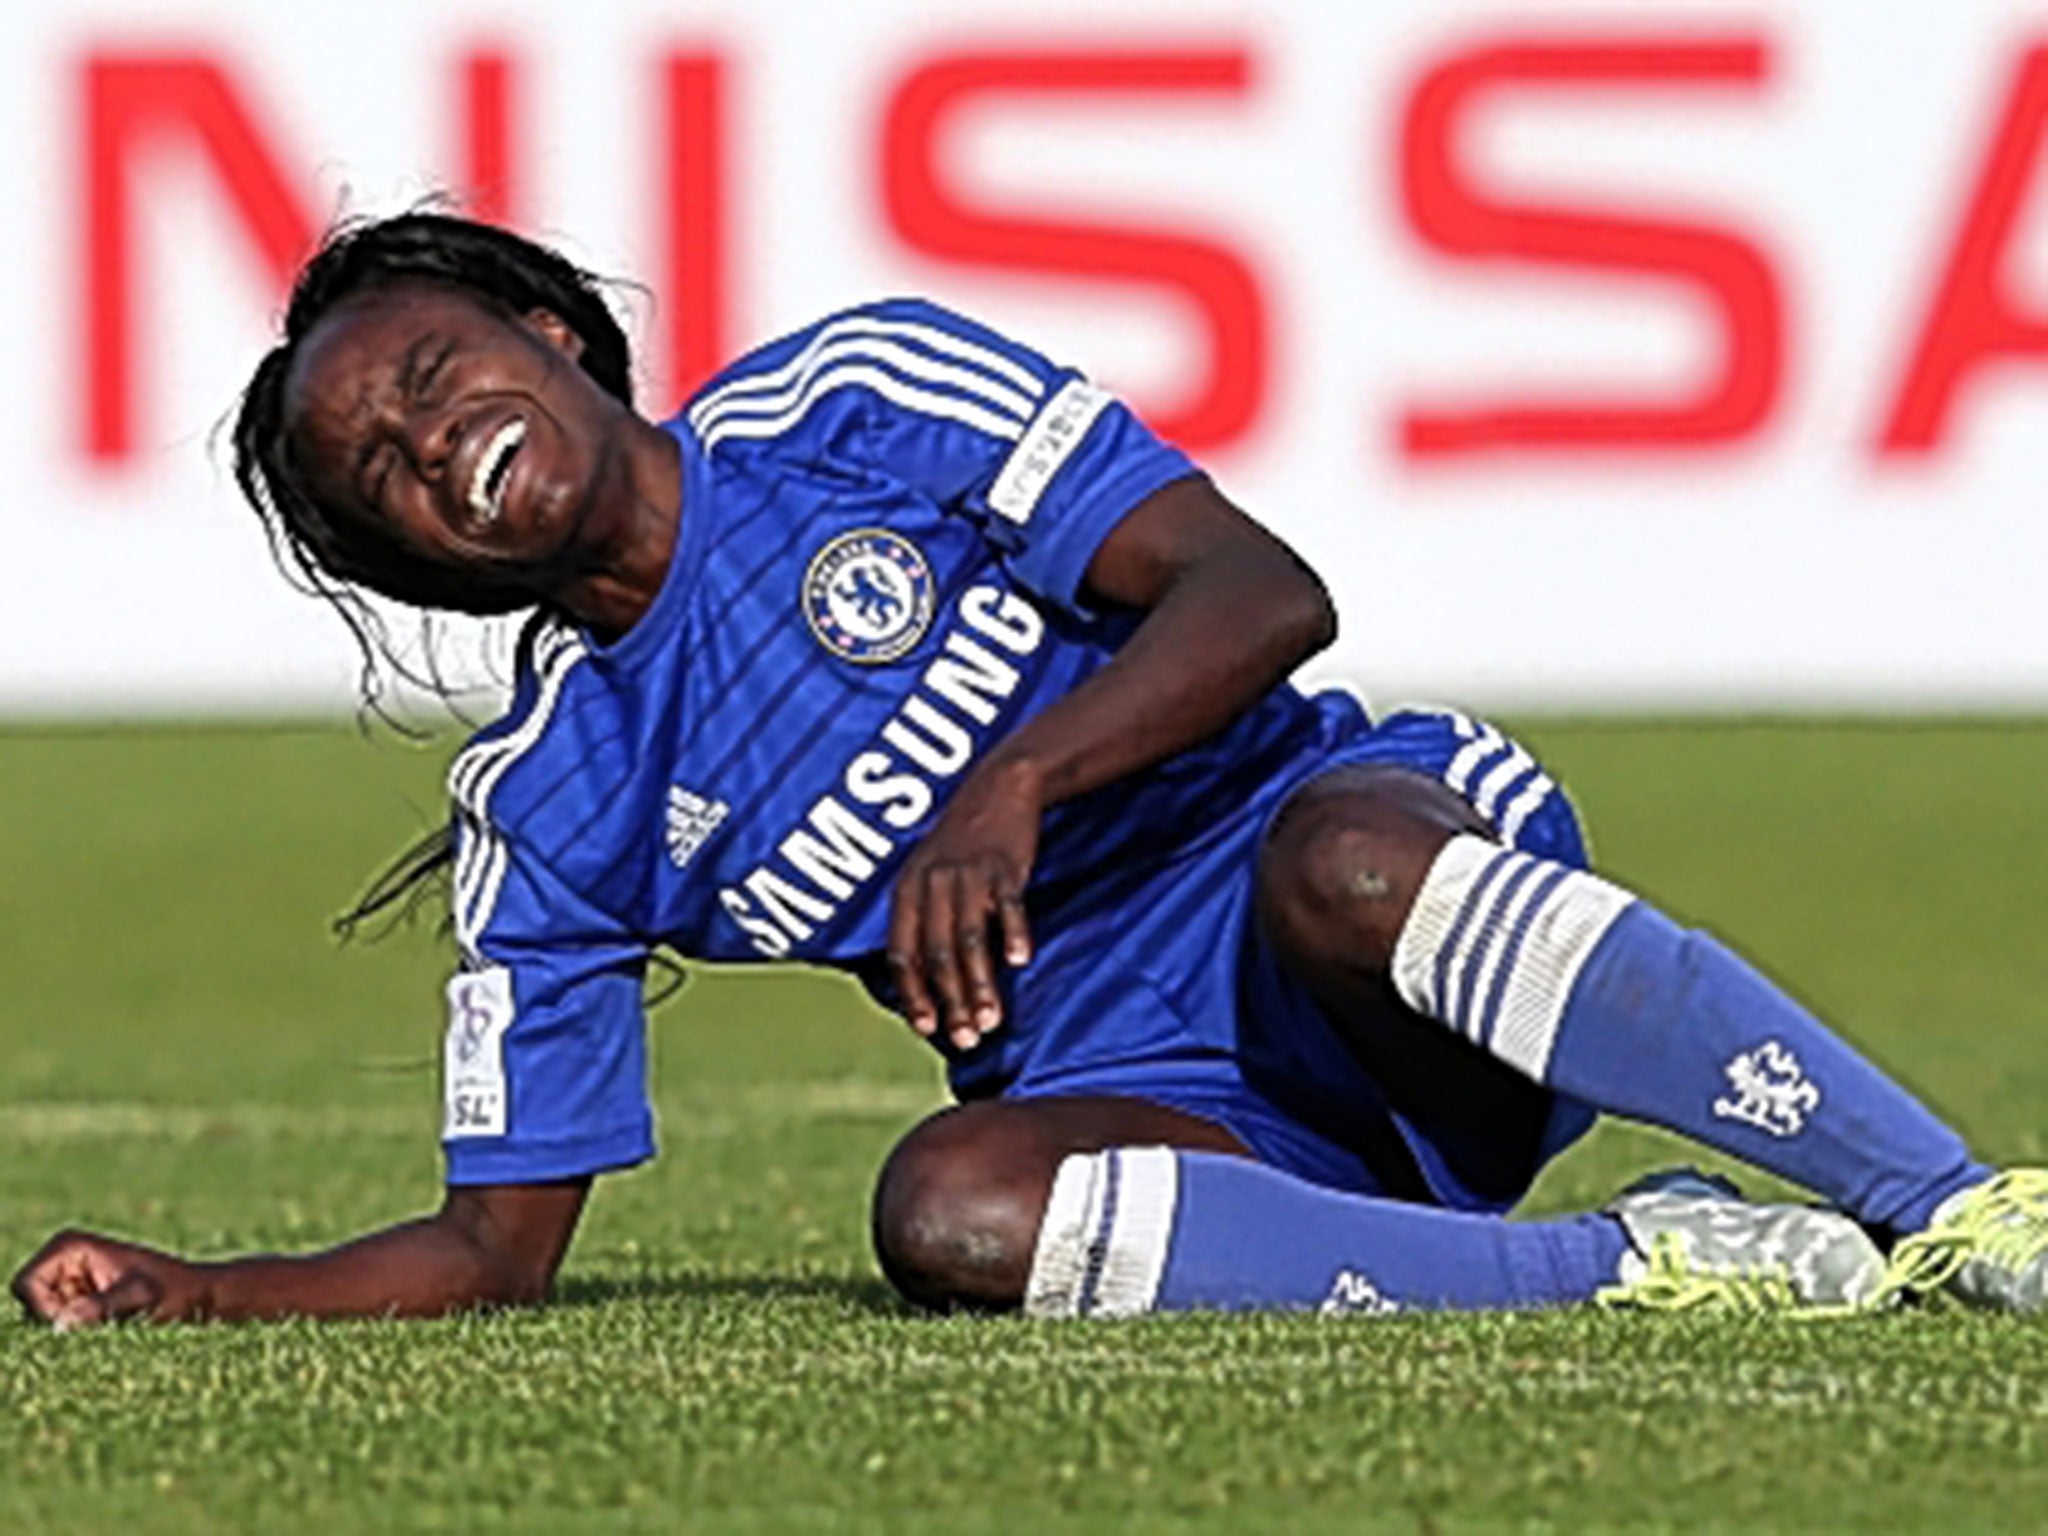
[1713,1039,1821,1139]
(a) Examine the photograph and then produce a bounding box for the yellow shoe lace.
[1594,1231,1817,1314]
[1877,1169,2048,1306]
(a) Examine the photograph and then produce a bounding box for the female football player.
[14,214,2044,1328]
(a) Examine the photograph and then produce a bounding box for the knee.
[1257,771,1483,975]
[871,1106,1053,1313]
[1262,821,1419,970]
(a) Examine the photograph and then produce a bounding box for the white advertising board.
[9,0,2048,714]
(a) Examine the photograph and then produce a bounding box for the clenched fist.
[11,1230,204,1329]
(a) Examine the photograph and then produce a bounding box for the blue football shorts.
[956,696,1599,1214]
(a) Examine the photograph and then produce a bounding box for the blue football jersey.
[437,298,1339,1185]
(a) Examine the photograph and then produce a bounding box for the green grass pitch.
[4,717,2048,1533]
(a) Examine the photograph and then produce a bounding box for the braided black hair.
[232,212,637,673]
[230,212,638,934]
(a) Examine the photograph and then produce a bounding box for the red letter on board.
[883,49,1268,454]
[1880,46,2048,455]
[1399,37,1781,458]
[659,51,730,402]
[82,54,319,463]
[458,48,520,226]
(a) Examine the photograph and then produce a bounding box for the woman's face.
[283,282,629,589]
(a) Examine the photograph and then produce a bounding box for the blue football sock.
[1023,1146,1631,1317]
[1393,835,1990,1232]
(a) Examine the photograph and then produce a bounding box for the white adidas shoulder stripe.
[689,313,1047,434]
[693,333,1040,438]
[697,362,1030,456]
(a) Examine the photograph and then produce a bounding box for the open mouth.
[467,417,528,526]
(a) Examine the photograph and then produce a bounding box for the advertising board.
[10,1,2048,712]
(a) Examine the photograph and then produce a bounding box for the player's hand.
[11,1230,206,1330]
[888,755,1041,1050]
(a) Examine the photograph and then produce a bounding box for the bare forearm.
[880,475,1336,1045]
[192,1214,541,1322]
[13,1180,589,1329]
[993,491,1335,807]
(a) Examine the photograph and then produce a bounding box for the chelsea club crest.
[802,529,936,664]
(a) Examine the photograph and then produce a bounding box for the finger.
[98,1270,165,1324]
[51,1298,104,1333]
[956,865,1002,1035]
[997,881,1033,969]
[12,1243,89,1322]
[12,1264,62,1323]
[921,868,971,1042]
[79,1245,129,1296]
[887,872,937,1036]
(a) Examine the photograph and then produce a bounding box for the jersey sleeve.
[685,298,1199,615]
[440,797,655,1188]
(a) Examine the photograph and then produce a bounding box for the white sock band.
[1023,1147,1180,1319]
[1390,833,1636,1080]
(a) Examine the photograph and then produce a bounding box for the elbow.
[469,1247,551,1308]
[436,1187,577,1312]
[1299,572,1338,658]
[472,1242,561,1309]
[491,1271,554,1309]
[1272,557,1337,665]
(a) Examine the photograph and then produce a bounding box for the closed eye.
[415,340,454,404]
[364,443,398,507]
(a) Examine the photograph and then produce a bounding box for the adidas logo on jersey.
[666,785,730,871]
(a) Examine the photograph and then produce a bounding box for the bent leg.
[872,1096,1245,1311]
[1258,765,1990,1234]
[873,1095,1629,1316]
[1025,1145,1630,1317]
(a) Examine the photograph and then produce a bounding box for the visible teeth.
[467,418,527,524]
